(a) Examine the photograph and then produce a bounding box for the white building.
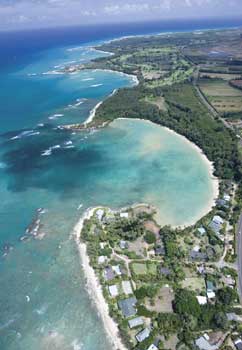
[108,285,119,297]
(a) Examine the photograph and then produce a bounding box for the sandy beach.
[73,208,128,350]
[116,117,219,227]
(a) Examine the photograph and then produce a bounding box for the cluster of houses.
[95,209,160,348]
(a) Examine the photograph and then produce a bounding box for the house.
[190,249,207,262]
[196,296,207,305]
[104,266,115,281]
[198,226,206,235]
[226,313,242,322]
[113,265,122,276]
[136,328,150,343]
[216,199,229,208]
[223,194,231,202]
[209,215,224,234]
[222,275,235,288]
[197,264,206,275]
[160,267,171,276]
[120,212,129,218]
[98,256,107,264]
[96,209,104,221]
[206,281,216,299]
[122,280,133,295]
[109,285,119,297]
[147,345,158,350]
[120,240,128,250]
[118,297,137,318]
[128,316,144,329]
[195,333,220,350]
[100,242,106,249]
[155,245,165,256]
[234,338,242,350]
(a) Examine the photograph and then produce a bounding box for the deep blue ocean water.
[0,18,240,350]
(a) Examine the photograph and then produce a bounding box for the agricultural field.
[199,78,242,113]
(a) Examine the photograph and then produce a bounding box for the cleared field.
[146,285,174,313]
[199,72,241,81]
[144,95,167,111]
[131,261,157,275]
[199,79,242,97]
[210,96,242,113]
[182,277,206,292]
[199,79,242,113]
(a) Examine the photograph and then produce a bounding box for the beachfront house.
[209,215,224,234]
[136,328,151,343]
[118,297,137,318]
[108,285,119,298]
[197,226,206,235]
[128,317,144,329]
[104,266,115,281]
[122,280,133,295]
[120,212,129,219]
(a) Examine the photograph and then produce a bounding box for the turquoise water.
[0,39,215,350]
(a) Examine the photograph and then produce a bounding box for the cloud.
[0,0,241,30]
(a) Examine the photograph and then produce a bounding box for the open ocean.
[0,18,241,350]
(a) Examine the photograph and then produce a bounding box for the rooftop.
[122,280,133,295]
[118,297,137,318]
[128,316,144,329]
[136,328,150,343]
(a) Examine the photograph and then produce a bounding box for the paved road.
[237,214,242,298]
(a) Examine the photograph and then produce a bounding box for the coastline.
[82,70,138,127]
[73,208,129,350]
[115,117,219,228]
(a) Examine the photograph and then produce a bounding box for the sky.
[0,0,242,31]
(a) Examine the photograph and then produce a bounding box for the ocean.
[0,18,240,350]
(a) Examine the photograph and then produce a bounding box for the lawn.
[131,262,157,276]
[132,262,147,275]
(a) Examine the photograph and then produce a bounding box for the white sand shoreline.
[73,208,128,350]
[84,70,138,126]
[116,117,219,227]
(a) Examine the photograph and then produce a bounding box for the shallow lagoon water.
[0,35,215,350]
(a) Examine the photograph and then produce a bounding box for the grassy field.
[131,261,157,275]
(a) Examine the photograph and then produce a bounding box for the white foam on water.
[48,114,64,120]
[10,130,40,140]
[82,78,94,82]
[90,84,103,88]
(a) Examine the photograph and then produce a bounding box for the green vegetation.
[76,28,242,350]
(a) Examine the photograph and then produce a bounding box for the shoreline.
[115,117,219,228]
[83,70,138,127]
[73,207,129,350]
